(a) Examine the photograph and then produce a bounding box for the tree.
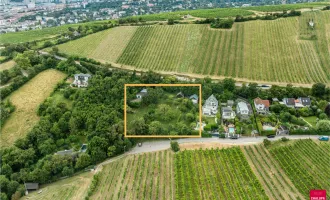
[325,104,330,117]
[75,153,91,169]
[14,53,32,69]
[168,19,175,25]
[170,141,180,152]
[223,78,236,91]
[316,120,330,132]
[107,146,116,157]
[62,166,74,177]
[149,121,163,135]
[130,118,148,135]
[0,175,9,193]
[0,193,8,200]
[312,83,326,97]
[319,113,328,120]
[0,164,12,179]
[88,136,108,163]
[185,113,195,122]
[7,181,19,198]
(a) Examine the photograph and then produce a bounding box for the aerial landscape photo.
[0,0,330,199]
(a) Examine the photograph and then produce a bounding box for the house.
[55,149,74,156]
[282,98,295,108]
[72,74,91,88]
[73,30,80,37]
[25,183,39,194]
[136,88,147,99]
[297,97,311,107]
[236,101,251,119]
[254,97,270,114]
[221,107,235,120]
[189,94,198,104]
[276,125,289,135]
[227,100,234,107]
[202,94,218,115]
[176,92,184,98]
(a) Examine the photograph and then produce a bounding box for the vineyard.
[270,139,330,199]
[56,26,137,63]
[91,150,175,200]
[117,11,330,84]
[175,147,268,200]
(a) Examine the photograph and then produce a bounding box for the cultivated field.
[0,60,16,71]
[0,69,67,147]
[56,26,137,62]
[91,150,175,200]
[23,139,330,200]
[22,172,93,200]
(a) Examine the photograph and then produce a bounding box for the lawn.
[0,60,16,71]
[0,69,67,148]
[49,90,73,109]
[22,172,93,200]
[302,116,318,127]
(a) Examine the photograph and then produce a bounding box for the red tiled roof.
[254,97,270,108]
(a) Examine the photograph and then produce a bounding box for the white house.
[236,101,251,118]
[72,74,91,88]
[254,97,270,115]
[189,94,198,104]
[221,107,235,120]
[136,89,147,99]
[202,94,218,115]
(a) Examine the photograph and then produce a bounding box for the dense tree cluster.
[235,10,301,22]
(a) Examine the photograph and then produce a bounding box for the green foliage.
[86,173,100,198]
[211,18,234,29]
[170,141,180,152]
[281,137,290,142]
[312,83,326,97]
[263,139,271,147]
[316,120,330,132]
[75,153,91,169]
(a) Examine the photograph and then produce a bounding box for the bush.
[219,133,226,138]
[211,18,234,29]
[263,139,271,147]
[170,141,180,152]
[281,137,289,142]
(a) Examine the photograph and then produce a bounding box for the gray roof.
[283,98,295,106]
[189,94,198,100]
[227,100,234,106]
[222,107,233,112]
[25,183,39,190]
[74,74,91,77]
[56,149,74,156]
[299,97,311,106]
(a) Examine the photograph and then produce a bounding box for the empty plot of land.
[0,69,67,147]
[0,60,16,71]
[22,172,93,200]
[56,26,137,63]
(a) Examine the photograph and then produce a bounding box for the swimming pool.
[229,127,235,133]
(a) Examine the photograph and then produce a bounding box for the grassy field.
[56,26,137,63]
[56,11,330,84]
[302,116,318,127]
[0,60,16,71]
[22,172,93,200]
[0,21,111,44]
[0,69,67,147]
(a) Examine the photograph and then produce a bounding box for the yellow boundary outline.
[124,84,202,138]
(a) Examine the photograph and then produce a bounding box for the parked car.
[267,135,275,138]
[318,136,329,141]
[230,135,238,139]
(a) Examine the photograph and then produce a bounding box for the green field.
[56,11,330,84]
[56,26,137,62]
[0,21,110,44]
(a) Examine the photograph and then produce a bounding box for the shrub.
[263,139,271,147]
[170,141,180,152]
[219,133,226,138]
[281,137,289,142]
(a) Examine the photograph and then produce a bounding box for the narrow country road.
[94,135,322,172]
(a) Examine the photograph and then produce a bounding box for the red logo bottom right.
[310,190,327,200]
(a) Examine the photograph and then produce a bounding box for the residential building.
[189,94,198,104]
[254,97,270,114]
[297,97,311,107]
[136,88,147,99]
[221,107,235,120]
[72,74,91,88]
[24,183,39,194]
[236,101,251,119]
[202,94,218,115]
[282,98,295,108]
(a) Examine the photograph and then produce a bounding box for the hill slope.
[56,10,330,84]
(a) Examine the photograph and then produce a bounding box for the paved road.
[128,135,320,154]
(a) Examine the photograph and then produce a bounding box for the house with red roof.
[254,97,270,115]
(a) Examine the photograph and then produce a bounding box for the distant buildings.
[203,94,218,116]
[72,74,91,88]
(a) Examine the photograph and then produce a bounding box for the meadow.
[22,172,93,200]
[0,21,110,44]
[56,26,137,63]
[0,69,67,147]
[0,60,16,71]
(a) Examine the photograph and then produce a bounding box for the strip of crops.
[241,2,330,12]
[175,148,268,200]
[269,139,330,199]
